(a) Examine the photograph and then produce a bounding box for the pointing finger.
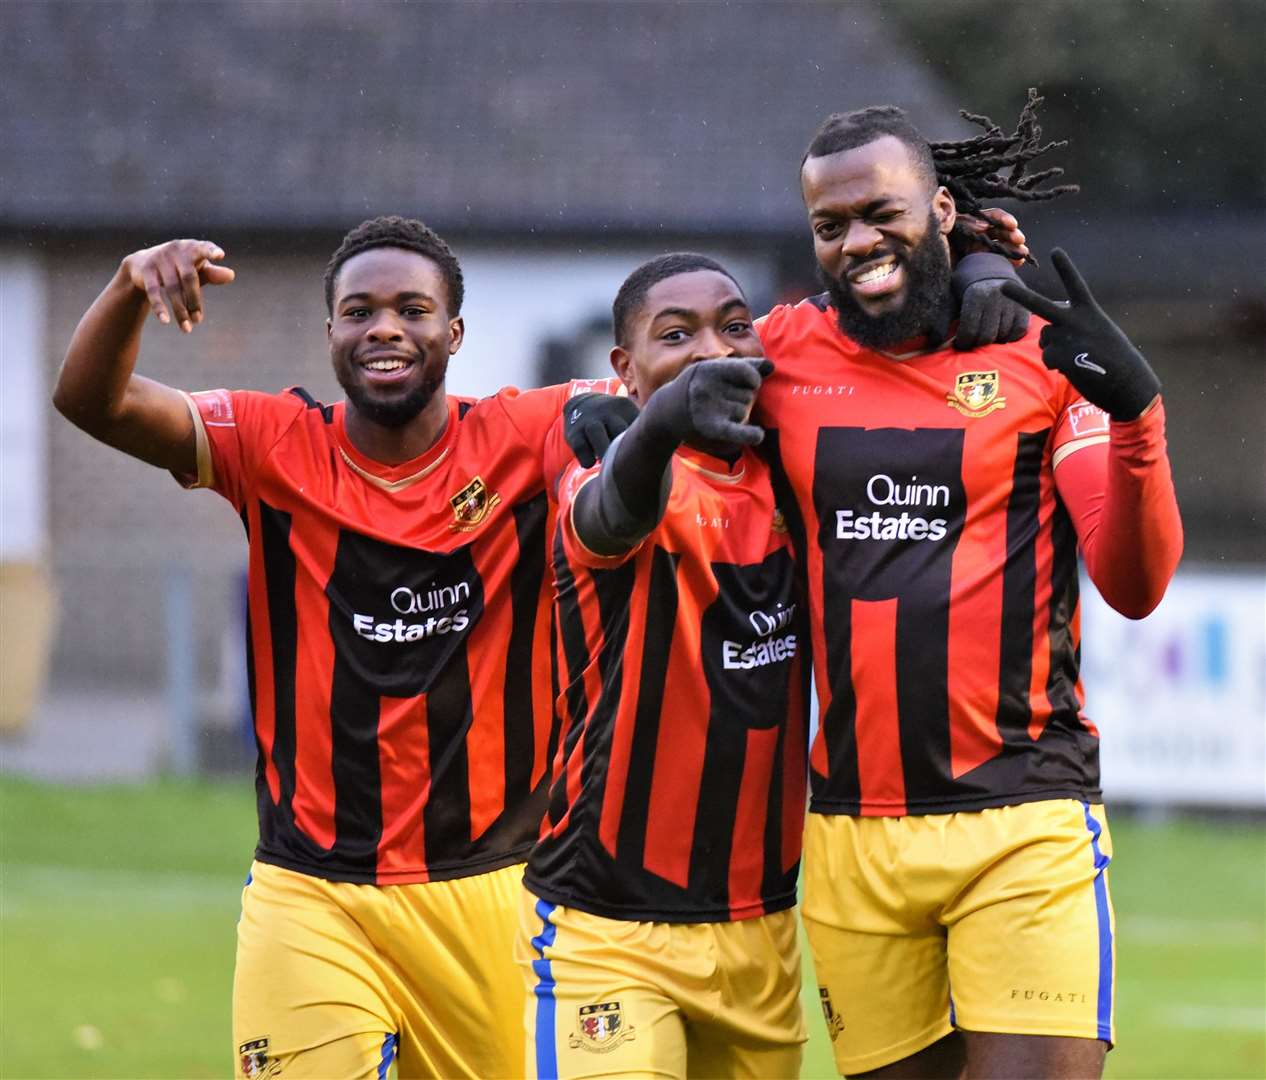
[998,281,1067,324]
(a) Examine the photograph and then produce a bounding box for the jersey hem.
[523,874,798,924]
[808,787,1104,817]
[253,843,533,885]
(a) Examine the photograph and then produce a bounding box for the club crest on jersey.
[238,1037,281,1078]
[819,987,845,1040]
[448,475,500,531]
[569,1001,636,1053]
[772,508,789,534]
[947,370,1006,417]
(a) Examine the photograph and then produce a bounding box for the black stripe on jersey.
[255,500,303,858]
[616,547,680,871]
[504,494,549,810]
[458,401,474,421]
[287,386,334,422]
[807,292,832,313]
[993,430,1048,746]
[549,527,591,828]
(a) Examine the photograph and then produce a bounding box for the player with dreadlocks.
[749,94,1183,1077]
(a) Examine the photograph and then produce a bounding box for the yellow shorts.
[233,859,526,1079]
[516,889,806,1079]
[802,800,1115,1075]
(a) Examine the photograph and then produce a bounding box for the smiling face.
[326,246,463,430]
[802,134,958,349]
[611,268,762,404]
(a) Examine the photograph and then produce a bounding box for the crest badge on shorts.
[238,1037,281,1078]
[568,1001,636,1053]
[947,370,1006,418]
[819,987,845,1041]
[449,475,501,531]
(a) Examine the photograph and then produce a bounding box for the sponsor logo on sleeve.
[1066,401,1110,438]
[569,1002,636,1053]
[819,988,845,1040]
[947,370,1006,418]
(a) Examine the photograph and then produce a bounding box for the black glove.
[1000,248,1161,420]
[952,252,1030,350]
[639,357,772,448]
[563,392,640,468]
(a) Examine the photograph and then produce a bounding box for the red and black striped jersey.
[176,380,612,884]
[525,444,809,923]
[756,296,1111,817]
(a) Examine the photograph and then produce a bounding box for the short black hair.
[324,215,464,315]
[802,105,937,192]
[612,253,743,347]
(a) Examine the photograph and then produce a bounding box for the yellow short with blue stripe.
[232,860,526,1079]
[802,799,1116,1075]
[516,889,806,1079]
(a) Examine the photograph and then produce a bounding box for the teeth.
[855,262,897,285]
[366,360,406,371]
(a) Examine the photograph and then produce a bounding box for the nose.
[694,327,737,359]
[841,219,883,259]
[365,310,404,342]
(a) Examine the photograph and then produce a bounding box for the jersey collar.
[334,399,457,493]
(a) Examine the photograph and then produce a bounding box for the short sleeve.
[172,389,299,509]
[1051,391,1111,470]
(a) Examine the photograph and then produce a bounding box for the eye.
[343,307,370,319]
[660,328,690,343]
[814,221,842,240]
[401,305,427,317]
[724,319,753,335]
[871,210,902,224]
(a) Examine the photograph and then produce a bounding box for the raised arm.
[571,358,770,556]
[53,239,235,473]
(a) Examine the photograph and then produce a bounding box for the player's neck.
[344,394,450,465]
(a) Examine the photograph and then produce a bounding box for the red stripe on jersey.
[946,433,1006,779]
[377,694,430,880]
[287,502,338,851]
[1026,482,1059,741]
[643,614,707,888]
[851,597,906,813]
[245,501,281,804]
[729,726,778,918]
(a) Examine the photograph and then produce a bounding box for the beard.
[819,211,956,351]
[336,360,447,429]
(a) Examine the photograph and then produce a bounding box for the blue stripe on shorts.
[377,1032,397,1080]
[531,898,559,1079]
[1081,803,1114,1042]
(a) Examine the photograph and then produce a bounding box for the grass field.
[2,777,1263,1079]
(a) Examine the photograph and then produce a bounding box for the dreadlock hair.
[324,215,464,315]
[612,253,743,347]
[930,88,1080,263]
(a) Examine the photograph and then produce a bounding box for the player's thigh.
[233,863,396,1077]
[518,890,687,1080]
[685,909,806,1079]
[946,801,1116,1046]
[388,862,528,1080]
[802,813,954,1076]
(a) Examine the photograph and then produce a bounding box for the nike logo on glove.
[1074,352,1108,376]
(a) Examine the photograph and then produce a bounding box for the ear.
[448,316,465,354]
[933,185,957,236]
[610,345,638,399]
[326,317,333,340]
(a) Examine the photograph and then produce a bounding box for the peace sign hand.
[1000,248,1161,420]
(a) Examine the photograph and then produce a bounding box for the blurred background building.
[1,0,1262,805]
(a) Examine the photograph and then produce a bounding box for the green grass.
[2,778,1263,1078]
